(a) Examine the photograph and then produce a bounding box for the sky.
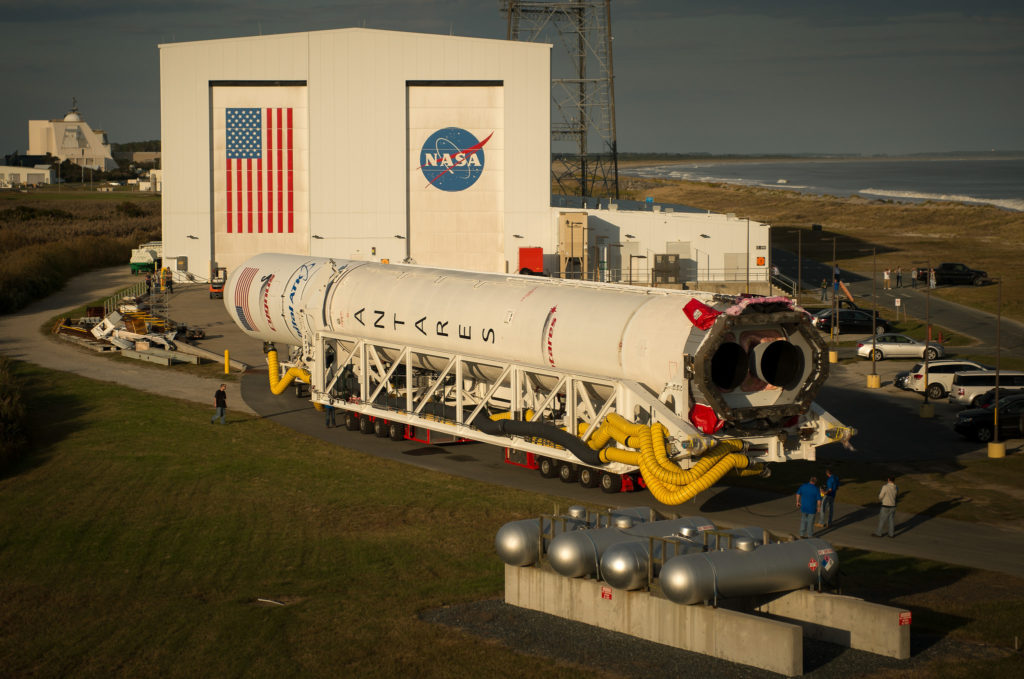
[2,0,1022,156]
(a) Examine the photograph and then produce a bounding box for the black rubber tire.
[558,462,579,483]
[537,457,558,478]
[359,416,374,434]
[975,425,994,443]
[973,277,985,286]
[374,418,389,438]
[344,413,359,431]
[578,467,601,488]
[926,382,945,400]
[924,348,939,361]
[389,422,405,441]
[600,472,623,494]
[872,349,883,361]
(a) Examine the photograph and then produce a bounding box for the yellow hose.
[266,350,323,410]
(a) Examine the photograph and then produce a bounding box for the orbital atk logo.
[418,127,493,192]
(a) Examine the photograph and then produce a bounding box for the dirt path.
[0,266,256,414]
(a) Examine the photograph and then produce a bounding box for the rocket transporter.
[225,253,852,503]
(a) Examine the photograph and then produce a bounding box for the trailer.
[224,254,853,503]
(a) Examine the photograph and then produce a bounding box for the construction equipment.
[209,267,227,299]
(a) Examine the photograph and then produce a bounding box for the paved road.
[773,248,1024,356]
[4,266,1023,577]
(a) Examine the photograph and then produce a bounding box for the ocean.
[625,157,1024,212]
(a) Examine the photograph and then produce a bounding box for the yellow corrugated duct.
[643,450,751,505]
[266,350,323,410]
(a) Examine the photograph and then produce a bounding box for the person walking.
[816,468,839,528]
[210,384,227,424]
[883,268,891,290]
[873,476,898,538]
[796,476,821,538]
[895,266,903,288]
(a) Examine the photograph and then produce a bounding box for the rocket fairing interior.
[225,253,853,498]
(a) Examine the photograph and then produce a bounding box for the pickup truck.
[918,263,988,286]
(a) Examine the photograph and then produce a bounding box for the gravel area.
[421,597,1000,678]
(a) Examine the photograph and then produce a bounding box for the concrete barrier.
[754,589,911,659]
[505,565,804,676]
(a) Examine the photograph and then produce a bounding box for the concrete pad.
[755,589,911,659]
[505,565,804,676]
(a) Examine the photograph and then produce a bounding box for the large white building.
[159,28,769,287]
[28,103,118,172]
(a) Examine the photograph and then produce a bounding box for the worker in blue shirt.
[817,469,839,528]
[796,476,821,538]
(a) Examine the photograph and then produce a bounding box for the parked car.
[903,359,992,399]
[811,308,890,335]
[954,394,1024,442]
[949,370,1024,407]
[855,333,944,361]
[917,263,989,286]
[973,387,1024,410]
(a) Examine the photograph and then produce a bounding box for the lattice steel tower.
[502,0,619,199]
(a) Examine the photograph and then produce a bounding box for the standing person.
[883,268,891,290]
[873,476,898,538]
[145,273,153,296]
[911,268,918,288]
[210,384,227,424]
[819,278,828,301]
[325,403,336,428]
[796,476,821,538]
[816,469,839,528]
[929,268,937,289]
[895,266,903,288]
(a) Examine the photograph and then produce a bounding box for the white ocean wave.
[858,188,1024,212]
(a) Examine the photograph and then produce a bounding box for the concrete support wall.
[505,565,804,676]
[754,589,911,659]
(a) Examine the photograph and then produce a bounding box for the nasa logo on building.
[418,127,493,192]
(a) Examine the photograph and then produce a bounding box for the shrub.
[0,357,28,473]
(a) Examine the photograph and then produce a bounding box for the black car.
[812,308,890,335]
[954,394,1024,442]
[972,387,1024,410]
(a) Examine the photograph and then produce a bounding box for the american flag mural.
[225,107,294,234]
[233,266,259,331]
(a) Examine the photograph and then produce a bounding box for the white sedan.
[856,333,945,361]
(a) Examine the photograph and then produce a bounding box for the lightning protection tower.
[502,0,619,199]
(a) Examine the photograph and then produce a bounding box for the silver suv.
[904,359,991,399]
[949,370,1024,407]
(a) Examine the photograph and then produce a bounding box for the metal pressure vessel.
[599,524,765,591]
[659,538,839,605]
[494,507,653,567]
[224,254,829,428]
[547,516,716,579]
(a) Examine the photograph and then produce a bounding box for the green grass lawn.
[1,361,1021,677]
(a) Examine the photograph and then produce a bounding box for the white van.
[949,370,1024,407]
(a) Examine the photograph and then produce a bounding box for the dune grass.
[622,175,1024,323]
[1,360,1022,677]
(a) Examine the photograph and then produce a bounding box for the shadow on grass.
[1,361,91,480]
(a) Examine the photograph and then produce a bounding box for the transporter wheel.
[924,347,940,361]
[558,462,579,483]
[537,457,558,478]
[926,382,945,400]
[359,416,374,435]
[975,425,994,443]
[578,467,601,488]
[374,418,389,438]
[871,349,884,361]
[344,413,359,431]
[600,472,623,494]
[388,422,405,441]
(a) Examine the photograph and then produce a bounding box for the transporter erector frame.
[225,253,852,502]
